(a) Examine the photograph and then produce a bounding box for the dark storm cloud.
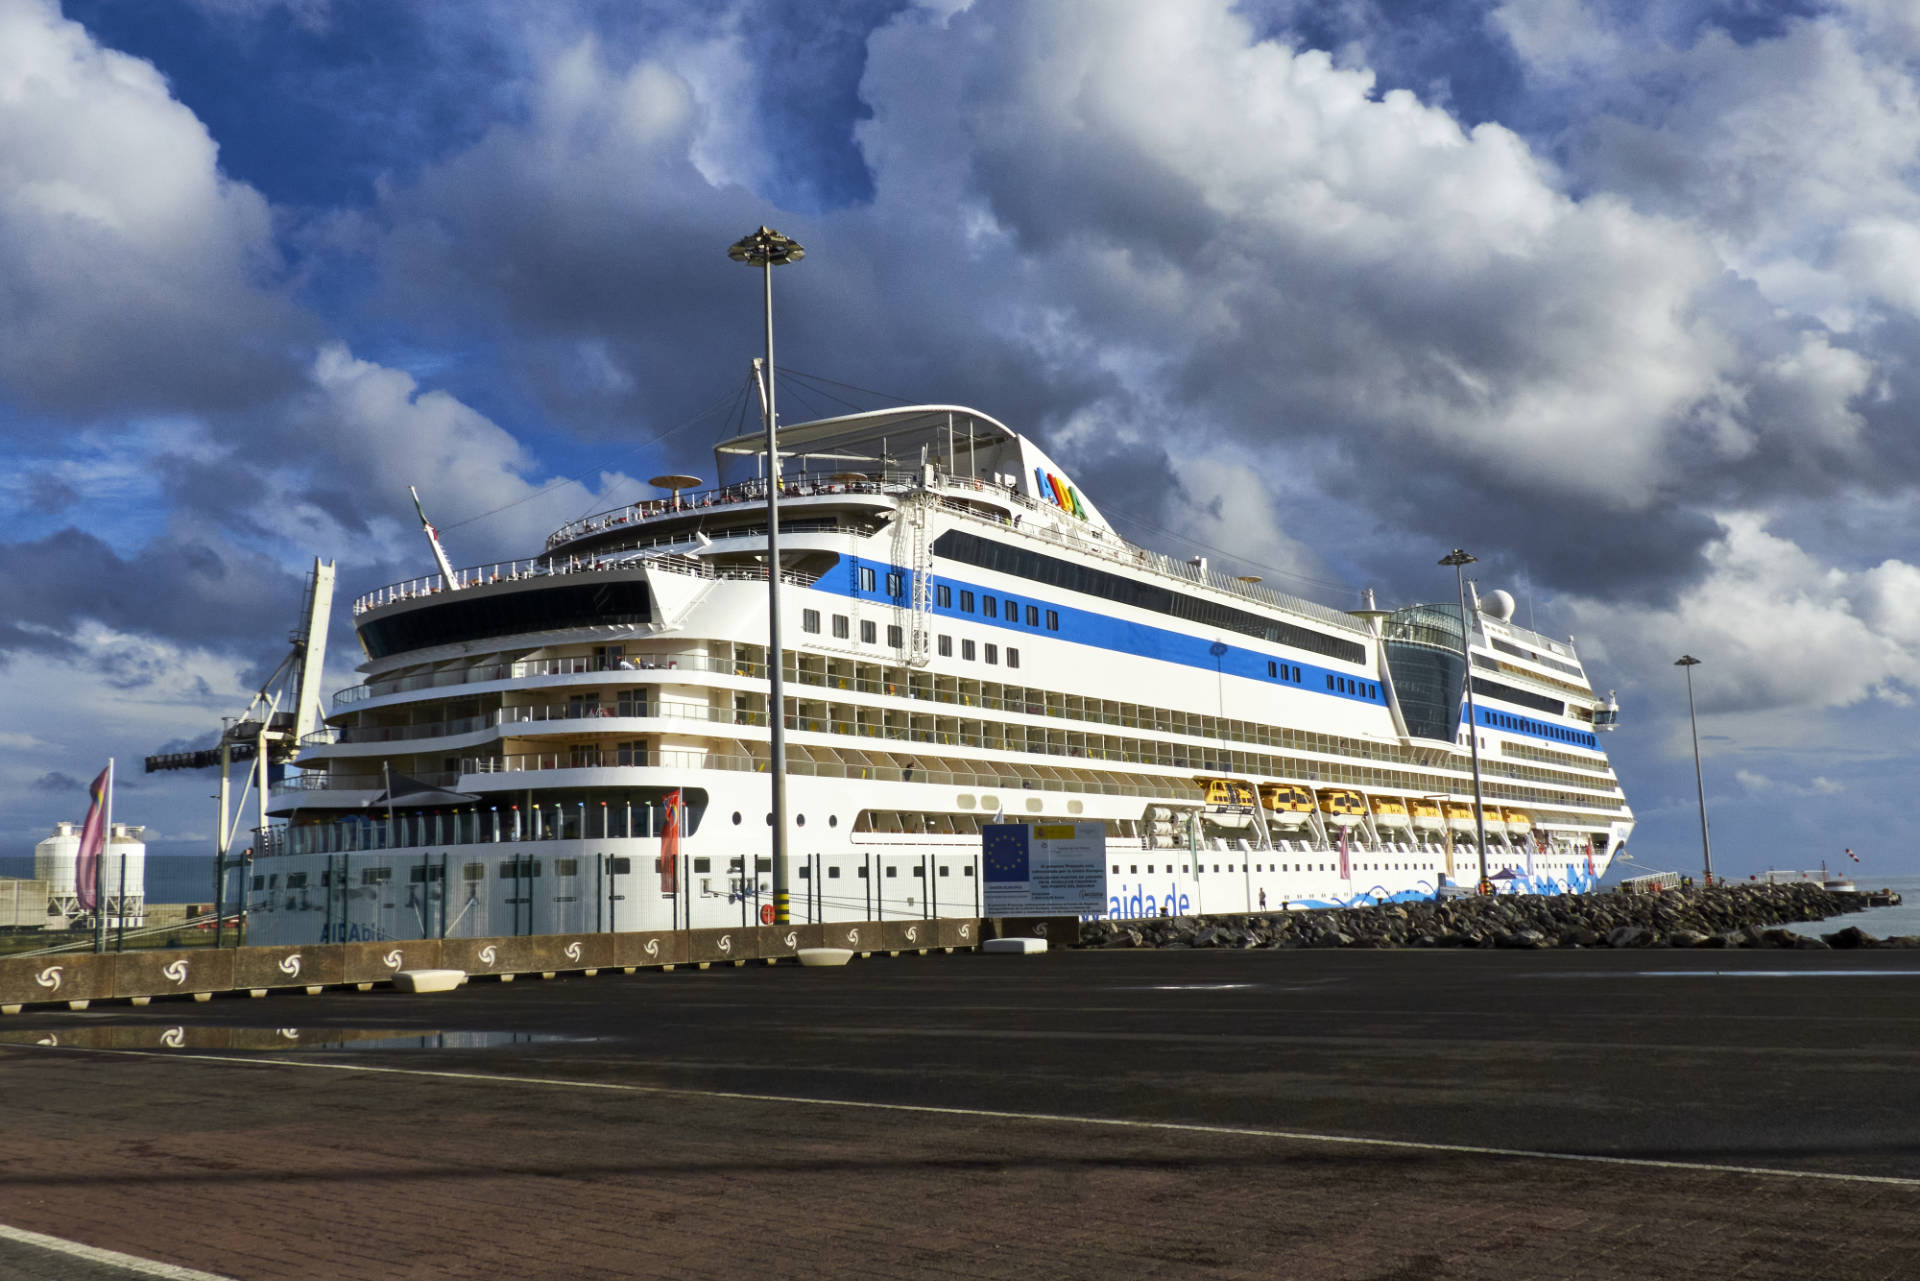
[31,771,82,793]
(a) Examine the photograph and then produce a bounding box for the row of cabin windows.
[1327,675,1379,699]
[1267,661,1303,683]
[933,583,1061,632]
[856,567,907,597]
[935,635,1020,667]
[286,856,983,887]
[800,609,905,651]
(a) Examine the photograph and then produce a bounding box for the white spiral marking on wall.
[847,928,860,945]
[163,959,190,985]
[277,955,302,977]
[959,924,971,939]
[717,934,732,954]
[382,948,404,969]
[905,926,919,943]
[783,931,797,949]
[33,966,61,991]
[161,1028,185,1049]
[278,1028,300,1039]
[36,1034,58,1047]
[644,938,660,957]
[564,941,582,962]
[478,944,498,965]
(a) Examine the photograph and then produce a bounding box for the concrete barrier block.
[114,948,235,1000]
[883,920,935,953]
[232,943,343,992]
[0,953,113,1008]
[527,934,615,973]
[440,936,523,977]
[938,919,981,950]
[688,927,756,965]
[821,922,872,953]
[758,923,815,960]
[342,939,443,985]
[615,930,687,969]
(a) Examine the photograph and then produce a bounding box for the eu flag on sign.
[983,824,1030,883]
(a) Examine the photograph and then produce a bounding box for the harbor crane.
[144,557,335,908]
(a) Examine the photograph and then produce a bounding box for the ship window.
[799,865,810,879]
[463,863,485,881]
[832,614,850,639]
[887,625,903,648]
[886,571,903,596]
[732,812,742,825]
[938,865,950,876]
[983,594,996,616]
[985,643,998,664]
[803,609,821,634]
[963,865,974,876]
[1025,604,1038,626]
[1268,661,1277,677]
[962,639,977,661]
[1004,598,1018,621]
[1046,610,1059,630]
[1326,675,1334,690]
[609,857,631,874]
[860,620,877,644]
[937,585,951,608]
[961,590,975,612]
[693,858,711,873]
[938,635,953,657]
[828,866,841,879]
[554,859,579,876]
[858,866,868,878]
[859,567,876,591]
[286,872,308,889]
[1111,865,1120,873]
[1007,648,1020,668]
[885,866,898,878]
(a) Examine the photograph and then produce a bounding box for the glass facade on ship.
[248,404,1633,944]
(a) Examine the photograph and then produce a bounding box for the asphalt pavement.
[3,945,1919,1279]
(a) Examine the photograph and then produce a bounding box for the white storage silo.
[34,822,80,924]
[104,824,147,928]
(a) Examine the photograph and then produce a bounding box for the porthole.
[828,815,838,828]
[797,814,806,827]
[732,812,742,825]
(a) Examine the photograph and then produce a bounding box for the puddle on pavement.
[0,1026,594,1052]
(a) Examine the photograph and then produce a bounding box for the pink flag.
[75,765,110,912]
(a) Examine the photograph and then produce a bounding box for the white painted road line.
[31,1043,1920,1191]
[0,1222,238,1281]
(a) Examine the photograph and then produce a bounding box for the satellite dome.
[1481,589,1516,621]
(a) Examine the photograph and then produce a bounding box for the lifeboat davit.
[1317,787,1368,829]
[1370,795,1412,830]
[1196,777,1257,829]
[1408,797,1445,833]
[1259,781,1316,828]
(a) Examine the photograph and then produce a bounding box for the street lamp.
[730,225,805,925]
[1675,654,1714,886]
[1439,549,1491,894]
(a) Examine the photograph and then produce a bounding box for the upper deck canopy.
[715,403,1110,532]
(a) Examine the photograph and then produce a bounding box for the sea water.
[1789,874,1920,940]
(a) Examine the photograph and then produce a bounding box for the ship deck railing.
[350,549,819,617]
[540,465,1366,637]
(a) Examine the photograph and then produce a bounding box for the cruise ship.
[250,404,1633,944]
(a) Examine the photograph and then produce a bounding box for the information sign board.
[982,822,1107,915]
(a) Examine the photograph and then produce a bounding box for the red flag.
[1846,847,1860,863]
[659,789,681,895]
[1338,826,1350,880]
[1585,835,1596,879]
[74,765,110,912]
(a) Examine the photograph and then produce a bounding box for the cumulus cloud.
[0,0,305,417]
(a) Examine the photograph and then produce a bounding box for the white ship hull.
[253,404,1630,944]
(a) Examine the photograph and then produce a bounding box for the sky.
[2,0,1916,880]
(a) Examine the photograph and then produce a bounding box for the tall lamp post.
[1675,655,1714,886]
[1440,549,1491,894]
[729,225,805,925]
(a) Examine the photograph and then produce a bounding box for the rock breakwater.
[1078,883,1900,950]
